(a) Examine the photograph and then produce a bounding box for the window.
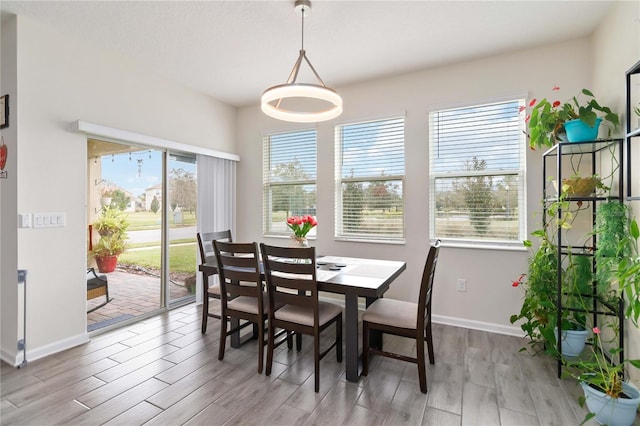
[429,99,526,246]
[335,117,405,241]
[263,129,317,236]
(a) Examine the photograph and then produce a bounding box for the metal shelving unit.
[542,139,624,377]
[625,59,640,200]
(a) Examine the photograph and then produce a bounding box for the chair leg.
[201,276,209,334]
[287,331,293,350]
[314,332,320,393]
[218,312,227,361]
[426,321,435,364]
[416,336,427,394]
[336,315,343,362]
[257,319,264,374]
[266,320,275,376]
[296,333,302,352]
[362,321,370,376]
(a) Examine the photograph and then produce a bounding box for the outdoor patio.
[86,268,195,332]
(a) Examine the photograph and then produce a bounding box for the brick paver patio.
[87,268,194,331]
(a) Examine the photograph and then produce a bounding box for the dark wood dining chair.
[197,230,232,334]
[213,240,273,373]
[259,243,343,392]
[362,239,441,393]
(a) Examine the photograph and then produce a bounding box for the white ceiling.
[1,1,617,107]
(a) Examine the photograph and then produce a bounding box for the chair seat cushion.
[362,298,417,329]
[275,301,342,327]
[86,270,107,291]
[227,294,262,315]
[207,282,222,296]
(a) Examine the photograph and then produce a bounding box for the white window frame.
[428,99,527,249]
[335,116,406,243]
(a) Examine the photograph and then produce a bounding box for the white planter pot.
[581,381,640,426]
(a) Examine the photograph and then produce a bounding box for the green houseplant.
[564,204,640,424]
[525,87,620,150]
[510,180,606,357]
[91,207,129,273]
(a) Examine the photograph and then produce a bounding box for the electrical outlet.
[456,278,467,292]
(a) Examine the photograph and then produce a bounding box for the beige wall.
[237,37,595,333]
[0,14,236,364]
[0,12,20,364]
[237,2,638,334]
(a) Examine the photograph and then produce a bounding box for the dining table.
[199,254,407,382]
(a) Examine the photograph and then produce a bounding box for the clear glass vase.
[290,235,309,248]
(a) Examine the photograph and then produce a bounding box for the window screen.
[429,100,526,245]
[335,117,405,241]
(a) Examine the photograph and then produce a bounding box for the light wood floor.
[1,303,595,425]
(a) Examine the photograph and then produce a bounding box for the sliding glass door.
[87,140,198,330]
[167,152,198,306]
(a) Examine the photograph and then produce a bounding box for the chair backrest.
[197,230,232,265]
[259,243,318,320]
[213,240,263,306]
[418,240,441,328]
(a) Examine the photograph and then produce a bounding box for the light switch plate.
[19,213,32,228]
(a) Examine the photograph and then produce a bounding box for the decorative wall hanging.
[0,94,8,129]
[0,136,7,179]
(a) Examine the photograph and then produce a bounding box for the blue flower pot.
[564,117,602,142]
[554,327,588,357]
[581,381,640,426]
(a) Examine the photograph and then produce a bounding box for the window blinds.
[335,117,405,241]
[263,129,317,236]
[429,100,526,244]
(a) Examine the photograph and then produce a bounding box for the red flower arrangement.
[286,215,317,238]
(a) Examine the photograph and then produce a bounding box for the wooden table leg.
[345,293,360,382]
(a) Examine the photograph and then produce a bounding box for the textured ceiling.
[1,1,619,107]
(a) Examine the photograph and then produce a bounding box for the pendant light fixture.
[261,0,342,123]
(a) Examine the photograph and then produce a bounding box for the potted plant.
[511,180,603,357]
[558,173,608,198]
[286,215,317,247]
[510,231,559,355]
[91,207,129,272]
[91,233,127,273]
[565,322,640,426]
[558,205,640,425]
[524,87,620,150]
[556,252,592,357]
[100,188,113,207]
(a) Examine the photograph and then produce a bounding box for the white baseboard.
[432,314,523,337]
[0,347,21,367]
[326,295,524,337]
[13,333,90,366]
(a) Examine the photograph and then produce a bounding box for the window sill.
[334,237,405,245]
[433,239,527,252]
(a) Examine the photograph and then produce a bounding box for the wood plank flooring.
[1,303,596,425]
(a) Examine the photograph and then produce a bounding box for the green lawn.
[123,211,196,231]
[119,243,197,273]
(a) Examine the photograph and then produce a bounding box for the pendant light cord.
[301,4,305,51]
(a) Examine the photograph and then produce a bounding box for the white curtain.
[195,154,236,302]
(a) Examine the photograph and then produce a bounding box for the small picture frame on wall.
[0,94,8,129]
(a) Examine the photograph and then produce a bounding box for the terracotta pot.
[95,255,118,273]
